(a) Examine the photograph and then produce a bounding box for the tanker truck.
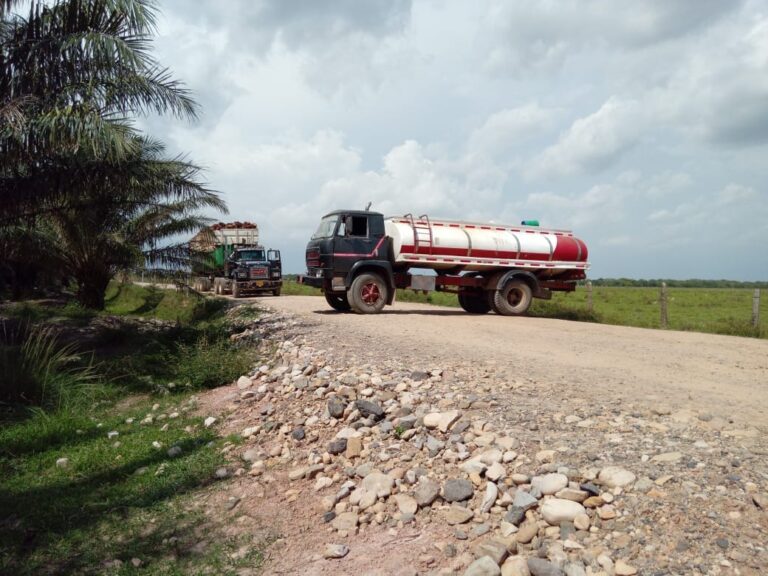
[300,210,588,315]
[190,222,283,298]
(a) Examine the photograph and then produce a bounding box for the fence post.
[753,289,761,328]
[586,281,593,313]
[660,282,668,328]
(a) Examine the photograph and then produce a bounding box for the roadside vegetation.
[281,278,766,339]
[0,284,265,574]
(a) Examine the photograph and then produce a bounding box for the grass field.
[282,280,767,338]
[0,284,268,574]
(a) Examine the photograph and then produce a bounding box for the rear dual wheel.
[458,290,491,314]
[349,273,388,314]
[490,279,532,316]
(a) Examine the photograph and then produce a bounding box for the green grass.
[0,396,267,575]
[280,280,767,338]
[0,284,270,574]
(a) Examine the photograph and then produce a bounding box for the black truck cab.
[302,210,395,310]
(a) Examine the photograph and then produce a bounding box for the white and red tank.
[385,215,589,274]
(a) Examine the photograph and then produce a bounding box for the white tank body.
[384,216,589,273]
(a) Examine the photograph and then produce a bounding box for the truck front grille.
[306,249,320,268]
[249,267,268,278]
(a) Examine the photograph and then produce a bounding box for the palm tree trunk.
[74,267,112,310]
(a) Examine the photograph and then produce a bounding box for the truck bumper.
[238,279,282,291]
[298,274,324,289]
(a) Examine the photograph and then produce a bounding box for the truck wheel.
[214,280,221,295]
[325,292,351,312]
[272,288,281,297]
[458,291,491,314]
[232,282,241,298]
[492,279,532,316]
[349,273,388,314]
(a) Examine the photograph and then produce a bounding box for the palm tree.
[1,0,197,222]
[40,137,226,309]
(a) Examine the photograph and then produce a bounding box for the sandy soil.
[254,296,768,426]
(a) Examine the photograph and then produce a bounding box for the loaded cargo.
[190,222,282,297]
[301,210,589,314]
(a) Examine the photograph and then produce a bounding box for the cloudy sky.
[144,0,768,279]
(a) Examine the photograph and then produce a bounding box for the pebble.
[414,478,441,507]
[598,466,636,488]
[513,490,539,511]
[527,557,565,576]
[480,482,499,513]
[55,457,70,469]
[394,494,418,515]
[444,505,474,525]
[501,556,531,576]
[328,438,347,455]
[464,555,501,576]
[204,416,217,428]
[531,473,568,495]
[443,478,474,502]
[323,544,350,559]
[540,499,586,525]
[614,560,638,575]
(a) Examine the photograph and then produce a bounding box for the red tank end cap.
[552,236,589,262]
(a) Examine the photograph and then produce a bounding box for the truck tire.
[232,282,241,298]
[349,272,388,314]
[272,288,281,297]
[458,291,491,314]
[213,280,221,295]
[491,279,532,316]
[325,292,351,312]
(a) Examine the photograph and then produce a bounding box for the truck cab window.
[349,216,368,237]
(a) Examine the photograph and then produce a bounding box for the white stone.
[501,556,530,576]
[486,462,506,482]
[464,556,501,576]
[394,494,418,515]
[531,473,568,495]
[540,498,586,525]
[204,416,217,428]
[480,482,499,513]
[237,376,252,389]
[598,466,636,488]
[55,457,69,469]
[424,410,460,432]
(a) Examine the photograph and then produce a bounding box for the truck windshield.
[312,215,338,239]
[236,250,265,261]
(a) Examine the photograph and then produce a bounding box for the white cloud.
[468,103,558,158]
[525,98,645,179]
[141,0,768,279]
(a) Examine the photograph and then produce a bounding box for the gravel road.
[254,295,768,426]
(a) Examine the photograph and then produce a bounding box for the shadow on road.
[312,309,469,317]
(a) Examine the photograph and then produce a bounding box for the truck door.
[268,250,282,277]
[332,214,374,274]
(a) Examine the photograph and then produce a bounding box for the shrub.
[0,322,96,410]
[174,335,254,389]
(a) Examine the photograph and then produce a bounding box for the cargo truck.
[190,222,282,297]
[300,210,589,315]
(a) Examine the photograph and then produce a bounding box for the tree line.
[587,278,768,289]
[1,0,225,309]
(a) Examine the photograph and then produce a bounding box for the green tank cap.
[521,219,539,227]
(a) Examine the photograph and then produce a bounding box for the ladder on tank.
[405,213,433,255]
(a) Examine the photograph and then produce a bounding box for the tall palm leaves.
[1,0,198,220]
[41,137,226,308]
[0,1,228,307]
